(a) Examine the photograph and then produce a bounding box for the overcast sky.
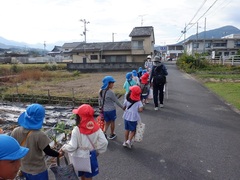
[0,0,239,47]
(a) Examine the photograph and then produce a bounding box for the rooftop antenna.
[138,14,147,26]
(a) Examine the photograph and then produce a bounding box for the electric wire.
[177,0,208,42]
[177,0,221,42]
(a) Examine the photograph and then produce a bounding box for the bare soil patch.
[41,71,128,98]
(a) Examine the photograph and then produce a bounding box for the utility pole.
[43,41,46,56]
[196,22,201,54]
[112,33,116,42]
[203,18,206,54]
[196,22,198,53]
[181,23,187,52]
[80,19,90,43]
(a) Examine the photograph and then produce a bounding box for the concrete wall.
[67,62,144,72]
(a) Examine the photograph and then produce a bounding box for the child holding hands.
[122,85,143,149]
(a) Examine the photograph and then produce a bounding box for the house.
[47,46,62,57]
[184,34,240,57]
[63,26,155,63]
[166,44,184,60]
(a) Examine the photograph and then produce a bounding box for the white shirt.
[122,100,143,122]
[62,126,108,157]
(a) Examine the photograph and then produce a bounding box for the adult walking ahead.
[149,56,168,110]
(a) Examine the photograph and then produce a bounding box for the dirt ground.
[47,71,129,98]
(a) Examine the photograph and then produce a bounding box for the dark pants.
[153,83,165,107]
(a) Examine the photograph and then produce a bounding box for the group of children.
[99,54,168,150]
[99,63,153,150]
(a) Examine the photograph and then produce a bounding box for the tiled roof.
[129,26,154,37]
[72,41,131,52]
[62,42,82,48]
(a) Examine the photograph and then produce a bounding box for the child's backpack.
[153,65,166,86]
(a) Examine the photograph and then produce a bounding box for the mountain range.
[1,25,240,51]
[186,25,240,41]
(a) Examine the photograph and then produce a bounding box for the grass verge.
[204,82,240,110]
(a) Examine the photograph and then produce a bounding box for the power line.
[186,0,219,32]
[177,0,208,42]
[205,0,233,18]
[177,0,222,43]
[186,0,208,28]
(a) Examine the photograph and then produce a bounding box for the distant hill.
[0,36,56,51]
[187,25,240,40]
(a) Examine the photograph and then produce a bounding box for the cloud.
[0,0,239,46]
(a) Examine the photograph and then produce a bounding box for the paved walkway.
[49,63,240,180]
[95,63,240,180]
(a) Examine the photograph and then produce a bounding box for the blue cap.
[126,72,132,81]
[101,76,116,90]
[132,70,137,77]
[0,135,29,160]
[18,104,45,130]
[142,69,147,75]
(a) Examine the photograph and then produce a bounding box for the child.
[140,72,150,105]
[60,104,108,180]
[122,85,143,149]
[132,70,140,85]
[99,76,124,140]
[11,104,63,180]
[0,135,29,180]
[137,67,143,78]
[123,72,137,99]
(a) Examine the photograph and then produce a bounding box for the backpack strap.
[127,80,132,87]
[127,101,137,110]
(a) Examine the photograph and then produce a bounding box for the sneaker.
[145,100,149,104]
[154,107,159,111]
[125,140,132,149]
[108,133,117,140]
[160,104,164,108]
[123,141,127,147]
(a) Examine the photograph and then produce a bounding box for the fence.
[206,55,240,66]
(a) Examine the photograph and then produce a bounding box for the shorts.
[22,170,48,180]
[103,109,116,122]
[78,150,99,178]
[124,120,137,131]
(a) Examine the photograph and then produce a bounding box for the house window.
[176,46,183,50]
[105,56,126,62]
[205,43,211,48]
[168,46,175,50]
[213,43,226,47]
[224,52,229,56]
[90,55,98,60]
[132,41,143,49]
[193,43,199,48]
[235,41,240,47]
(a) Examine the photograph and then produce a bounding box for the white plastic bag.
[134,121,145,142]
[148,88,153,99]
[69,149,91,173]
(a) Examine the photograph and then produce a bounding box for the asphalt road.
[93,63,240,180]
